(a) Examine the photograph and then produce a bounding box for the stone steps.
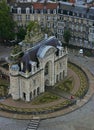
[26,119,40,130]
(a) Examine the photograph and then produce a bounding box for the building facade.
[9,36,68,101]
[57,2,94,48]
[10,2,58,34]
[9,1,94,48]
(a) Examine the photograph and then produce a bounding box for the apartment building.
[9,1,94,48]
[57,2,94,48]
[9,1,58,34]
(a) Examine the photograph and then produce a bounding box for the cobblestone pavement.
[0,52,94,130]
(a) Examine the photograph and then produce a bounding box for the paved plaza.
[0,46,12,60]
[0,47,94,130]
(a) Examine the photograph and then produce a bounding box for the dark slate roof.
[10,2,58,14]
[21,36,61,72]
[59,2,94,20]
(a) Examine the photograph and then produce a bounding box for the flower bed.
[0,77,9,98]
[32,92,61,105]
[0,85,9,98]
[68,62,89,99]
[55,76,74,92]
[0,99,76,115]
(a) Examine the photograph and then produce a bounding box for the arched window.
[17,7,21,14]
[56,75,59,82]
[60,72,62,80]
[26,7,30,14]
[30,92,32,100]
[33,89,36,97]
[45,62,49,75]
[37,87,40,95]
[23,92,26,100]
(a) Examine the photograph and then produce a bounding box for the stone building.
[9,1,58,34]
[9,1,94,48]
[9,36,68,101]
[57,2,94,48]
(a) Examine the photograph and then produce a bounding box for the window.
[59,62,62,69]
[17,8,21,14]
[34,10,37,14]
[33,79,36,86]
[23,92,26,100]
[60,72,62,80]
[53,16,57,20]
[26,15,30,21]
[47,23,50,28]
[47,16,50,20]
[53,9,56,14]
[33,66,36,72]
[26,7,30,14]
[37,87,40,95]
[30,92,32,100]
[21,62,23,70]
[56,75,59,82]
[47,9,50,14]
[45,62,49,75]
[40,9,43,14]
[33,89,36,97]
[17,15,22,21]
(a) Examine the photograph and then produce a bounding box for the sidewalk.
[0,61,94,120]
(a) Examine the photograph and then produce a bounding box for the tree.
[41,26,53,36]
[24,21,44,44]
[63,29,71,44]
[17,27,26,41]
[0,0,15,44]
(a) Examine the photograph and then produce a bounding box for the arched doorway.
[44,61,53,87]
[44,62,49,76]
[33,89,36,98]
[37,87,40,95]
[30,92,32,100]
[63,70,65,78]
[23,92,26,100]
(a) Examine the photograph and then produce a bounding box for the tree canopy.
[0,0,15,43]
[63,29,71,44]
[17,27,26,42]
[24,21,44,44]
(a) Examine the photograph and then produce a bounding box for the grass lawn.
[31,92,61,105]
[0,78,9,97]
[55,76,74,92]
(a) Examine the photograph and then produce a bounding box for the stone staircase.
[26,118,40,130]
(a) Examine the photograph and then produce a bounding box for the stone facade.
[9,36,68,101]
[8,1,94,48]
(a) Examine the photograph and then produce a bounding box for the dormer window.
[81,14,83,18]
[40,9,43,14]
[26,7,30,14]
[21,62,23,71]
[33,66,36,72]
[53,9,56,14]
[61,10,63,14]
[17,7,21,14]
[47,9,50,14]
[10,6,13,12]
[35,10,37,14]
[29,61,36,73]
[77,12,79,17]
